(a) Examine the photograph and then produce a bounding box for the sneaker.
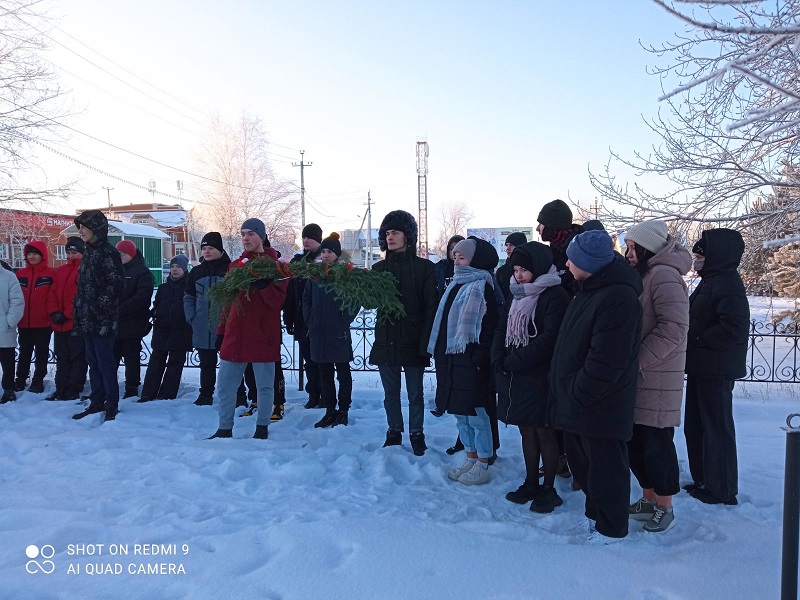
[240,403,257,417]
[27,379,45,394]
[1,390,16,404]
[314,410,338,428]
[445,437,465,455]
[194,394,213,406]
[252,425,269,440]
[629,497,657,521]
[72,405,104,420]
[556,455,571,478]
[410,432,427,456]
[207,428,233,439]
[530,485,564,513]
[304,396,321,409]
[458,461,490,486]
[447,459,476,481]
[505,479,539,504]
[690,488,738,506]
[383,429,402,447]
[586,531,625,546]
[565,517,596,536]
[643,506,675,533]
[332,409,348,426]
[270,404,284,422]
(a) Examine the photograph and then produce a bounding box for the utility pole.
[590,198,599,220]
[365,191,373,268]
[148,180,157,205]
[293,150,312,228]
[102,186,114,209]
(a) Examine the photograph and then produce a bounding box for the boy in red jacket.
[46,237,88,400]
[207,218,288,441]
[15,240,57,394]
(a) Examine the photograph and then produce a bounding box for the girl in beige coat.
[624,220,691,533]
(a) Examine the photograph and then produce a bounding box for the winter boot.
[13,379,27,392]
[556,454,571,478]
[458,461,490,486]
[194,394,213,406]
[1,390,16,404]
[643,506,676,533]
[72,405,104,420]
[252,425,269,440]
[27,378,45,394]
[332,409,349,426]
[448,459,476,481]
[629,497,657,521]
[445,437,465,455]
[383,429,402,448]
[122,385,139,399]
[505,479,539,504]
[104,408,118,422]
[270,404,284,422]
[46,389,64,401]
[136,395,155,403]
[410,432,427,456]
[207,428,233,440]
[60,387,81,401]
[530,485,564,513]
[314,409,338,429]
[690,488,738,506]
[304,395,321,409]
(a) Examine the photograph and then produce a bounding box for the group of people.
[0,200,751,545]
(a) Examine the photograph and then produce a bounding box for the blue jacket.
[183,252,231,350]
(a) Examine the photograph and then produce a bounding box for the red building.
[0,209,76,269]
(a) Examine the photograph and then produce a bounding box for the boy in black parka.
[549,230,643,544]
[684,228,750,506]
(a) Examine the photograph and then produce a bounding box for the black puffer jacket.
[302,279,359,364]
[283,249,320,340]
[369,249,438,368]
[151,273,192,353]
[72,211,125,337]
[183,252,232,349]
[685,228,750,380]
[549,255,643,441]
[117,251,155,340]
[493,284,570,427]
[495,262,513,304]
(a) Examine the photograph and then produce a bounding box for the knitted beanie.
[116,240,138,257]
[200,231,224,253]
[505,231,527,248]
[241,218,267,242]
[64,236,85,254]
[452,238,477,263]
[302,223,323,243]
[170,254,189,272]
[582,220,606,232]
[626,221,669,254]
[537,199,573,230]
[566,230,615,274]
[320,232,342,257]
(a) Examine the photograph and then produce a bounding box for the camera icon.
[26,545,55,574]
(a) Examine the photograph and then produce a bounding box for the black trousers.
[114,337,143,388]
[566,432,630,539]
[141,349,187,399]
[85,335,119,411]
[684,376,738,500]
[197,348,218,397]
[237,362,285,406]
[16,327,52,382]
[319,362,353,411]
[0,346,15,391]
[298,336,321,399]
[628,424,680,497]
[53,331,88,394]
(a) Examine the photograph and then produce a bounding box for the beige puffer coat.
[634,235,691,428]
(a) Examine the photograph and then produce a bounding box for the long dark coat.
[432,282,498,416]
[369,250,438,368]
[183,252,231,349]
[685,228,750,380]
[117,251,155,340]
[492,285,570,427]
[549,255,643,441]
[283,249,321,340]
[302,279,359,364]
[151,273,192,353]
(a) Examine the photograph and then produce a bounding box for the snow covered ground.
[1,366,797,600]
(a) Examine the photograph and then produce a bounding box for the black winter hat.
[692,236,706,256]
[465,236,499,272]
[379,210,418,252]
[302,223,323,243]
[508,242,554,281]
[320,232,342,257]
[505,232,527,248]
[64,236,85,254]
[200,231,224,253]
[537,199,573,230]
[74,210,109,240]
[582,219,605,232]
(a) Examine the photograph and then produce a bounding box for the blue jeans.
[84,335,119,411]
[216,360,274,429]
[378,365,425,434]
[455,407,492,459]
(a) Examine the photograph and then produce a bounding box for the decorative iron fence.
[41,316,799,384]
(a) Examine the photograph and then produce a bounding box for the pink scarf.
[506,266,562,347]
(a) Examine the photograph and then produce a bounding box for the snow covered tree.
[433,201,474,258]
[590,0,800,239]
[193,110,298,257]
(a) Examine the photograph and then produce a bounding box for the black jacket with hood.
[685,228,750,380]
[117,250,155,340]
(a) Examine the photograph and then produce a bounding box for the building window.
[170,233,178,243]
[11,244,26,269]
[55,245,66,261]
[0,244,9,261]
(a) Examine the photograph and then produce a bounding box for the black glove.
[250,278,272,290]
[285,325,294,336]
[50,311,67,325]
[215,334,224,351]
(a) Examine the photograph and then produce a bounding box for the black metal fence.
[42,316,799,384]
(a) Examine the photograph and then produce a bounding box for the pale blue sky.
[37,0,684,236]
